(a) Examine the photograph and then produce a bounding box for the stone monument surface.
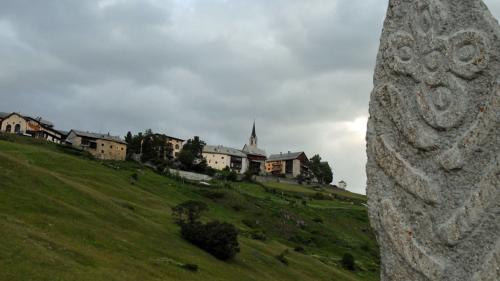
[366,0,499,280]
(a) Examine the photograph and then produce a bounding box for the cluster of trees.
[172,201,240,260]
[125,130,214,174]
[125,130,173,164]
[217,166,238,182]
[177,136,210,173]
[308,155,333,184]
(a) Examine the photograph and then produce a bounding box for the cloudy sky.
[1,0,499,194]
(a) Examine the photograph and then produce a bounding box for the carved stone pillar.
[366,1,499,280]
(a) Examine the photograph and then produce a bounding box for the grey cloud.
[271,0,387,72]
[1,0,499,194]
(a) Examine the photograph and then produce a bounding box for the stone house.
[0,112,63,143]
[266,151,310,178]
[166,135,184,158]
[65,130,127,161]
[203,145,248,174]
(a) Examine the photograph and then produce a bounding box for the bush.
[181,263,199,272]
[172,201,208,225]
[197,189,226,200]
[294,246,306,253]
[312,192,327,200]
[204,167,217,177]
[312,217,324,224]
[181,221,240,260]
[296,173,306,184]
[131,173,139,181]
[289,233,314,246]
[341,253,355,271]
[275,250,289,265]
[242,219,258,229]
[216,167,238,182]
[243,169,255,182]
[249,230,267,241]
[231,204,244,212]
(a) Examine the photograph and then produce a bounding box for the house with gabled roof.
[0,112,63,143]
[203,145,248,174]
[266,151,310,178]
[65,130,127,161]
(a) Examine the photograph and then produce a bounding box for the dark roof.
[69,130,127,144]
[242,144,266,157]
[25,116,54,127]
[153,133,185,141]
[168,136,185,141]
[57,130,70,136]
[203,145,246,158]
[251,121,256,138]
[1,112,54,127]
[268,151,306,161]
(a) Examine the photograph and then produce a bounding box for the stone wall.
[94,139,127,161]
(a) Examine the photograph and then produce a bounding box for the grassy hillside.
[0,134,379,281]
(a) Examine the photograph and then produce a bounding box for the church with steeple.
[242,122,267,174]
[249,122,257,147]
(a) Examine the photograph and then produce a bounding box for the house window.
[175,144,180,149]
[121,147,124,151]
[110,145,113,149]
[101,143,104,146]
[221,156,224,159]
[285,160,293,174]
[101,150,104,154]
[14,124,21,133]
[5,124,11,133]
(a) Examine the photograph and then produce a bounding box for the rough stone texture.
[366,1,500,280]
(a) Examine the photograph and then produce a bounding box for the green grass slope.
[0,134,379,281]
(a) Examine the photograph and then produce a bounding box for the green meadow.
[0,134,379,281]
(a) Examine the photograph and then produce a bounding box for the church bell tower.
[249,121,257,148]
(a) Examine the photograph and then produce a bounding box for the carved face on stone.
[367,1,500,280]
[387,2,490,130]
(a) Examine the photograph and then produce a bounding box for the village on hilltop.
[0,111,340,187]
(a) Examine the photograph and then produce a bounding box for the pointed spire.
[249,120,258,147]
